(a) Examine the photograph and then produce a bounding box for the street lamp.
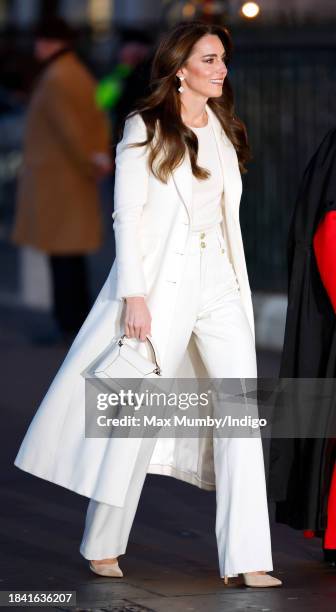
[241,2,260,19]
[182,2,196,18]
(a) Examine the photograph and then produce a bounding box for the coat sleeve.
[112,114,149,300]
[44,75,110,179]
[313,210,336,313]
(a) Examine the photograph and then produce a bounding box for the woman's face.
[177,34,227,99]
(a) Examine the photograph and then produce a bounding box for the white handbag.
[83,333,162,380]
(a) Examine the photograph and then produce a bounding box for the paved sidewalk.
[1,305,335,612]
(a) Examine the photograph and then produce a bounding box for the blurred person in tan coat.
[12,17,111,343]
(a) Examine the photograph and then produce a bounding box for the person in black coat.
[269,129,336,564]
[281,129,336,376]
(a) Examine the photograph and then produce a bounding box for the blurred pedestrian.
[96,29,154,144]
[11,17,111,343]
[112,29,154,140]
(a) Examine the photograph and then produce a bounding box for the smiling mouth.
[210,80,224,85]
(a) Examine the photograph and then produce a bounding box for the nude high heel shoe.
[224,573,282,587]
[89,559,123,577]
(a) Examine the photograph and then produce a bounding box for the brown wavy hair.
[127,20,251,182]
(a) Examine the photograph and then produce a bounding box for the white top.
[190,120,224,232]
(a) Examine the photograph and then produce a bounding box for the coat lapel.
[171,147,193,222]
[206,104,242,219]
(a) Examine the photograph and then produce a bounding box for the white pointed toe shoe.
[89,560,123,578]
[242,573,282,587]
[224,573,282,588]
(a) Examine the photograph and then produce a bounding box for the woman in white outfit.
[83,22,281,587]
[14,21,282,588]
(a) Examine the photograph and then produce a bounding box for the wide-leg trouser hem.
[80,545,127,561]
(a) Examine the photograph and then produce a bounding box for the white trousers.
[80,224,273,577]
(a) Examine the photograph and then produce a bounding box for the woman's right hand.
[123,297,152,341]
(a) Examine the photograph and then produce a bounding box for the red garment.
[324,463,336,548]
[313,211,336,548]
[313,210,336,312]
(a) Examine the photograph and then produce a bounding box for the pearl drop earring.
[178,76,185,93]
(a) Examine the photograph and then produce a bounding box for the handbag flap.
[95,342,157,377]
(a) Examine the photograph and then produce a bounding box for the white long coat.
[14,105,255,507]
